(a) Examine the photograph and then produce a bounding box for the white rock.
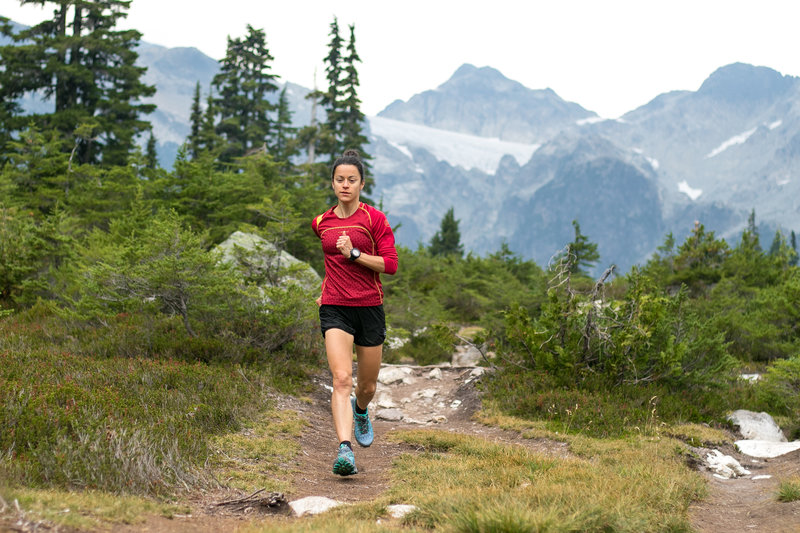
[412,388,438,400]
[705,450,751,478]
[431,415,448,424]
[450,399,462,409]
[735,440,800,458]
[728,410,787,442]
[289,496,343,517]
[376,393,398,409]
[468,367,486,379]
[379,367,413,385]
[428,368,443,380]
[386,504,417,519]
[402,376,417,385]
[452,345,482,366]
[752,475,772,480]
[376,408,404,422]
[739,374,761,382]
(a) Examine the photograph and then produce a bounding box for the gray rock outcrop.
[215,231,320,291]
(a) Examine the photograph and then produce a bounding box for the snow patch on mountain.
[368,116,539,174]
[705,127,757,158]
[576,116,606,126]
[768,119,783,130]
[678,180,702,200]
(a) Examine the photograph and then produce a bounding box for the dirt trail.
[3,363,798,532]
[689,445,800,533]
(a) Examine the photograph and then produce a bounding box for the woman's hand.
[336,230,353,258]
[315,295,322,307]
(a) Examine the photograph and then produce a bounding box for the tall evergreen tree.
[792,230,798,267]
[145,132,158,169]
[320,17,345,162]
[564,219,600,275]
[271,86,299,169]
[742,208,761,252]
[188,81,203,158]
[0,1,155,166]
[429,207,464,257]
[339,24,371,190]
[211,25,279,161]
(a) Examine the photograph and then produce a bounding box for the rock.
[427,368,443,380]
[215,231,321,291]
[450,399,462,409]
[401,375,417,385]
[705,449,750,478]
[412,388,438,400]
[379,366,413,385]
[452,345,482,366]
[375,393,398,409]
[431,415,448,423]
[728,410,787,442]
[734,440,800,458]
[376,408,404,421]
[289,496,343,517]
[386,504,417,519]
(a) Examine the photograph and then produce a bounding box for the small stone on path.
[386,504,417,519]
[376,408,404,422]
[289,496,343,517]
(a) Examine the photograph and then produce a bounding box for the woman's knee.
[331,370,353,392]
[357,380,377,398]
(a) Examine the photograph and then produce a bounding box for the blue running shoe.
[332,443,357,476]
[352,396,374,447]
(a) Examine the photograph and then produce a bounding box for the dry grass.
[208,409,307,492]
[0,486,189,530]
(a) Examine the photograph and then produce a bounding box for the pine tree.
[742,208,761,252]
[271,86,299,169]
[145,132,158,169]
[792,230,798,267]
[0,1,155,166]
[188,81,203,158]
[320,17,345,163]
[429,207,464,257]
[340,23,372,190]
[212,25,279,161]
[564,219,600,275]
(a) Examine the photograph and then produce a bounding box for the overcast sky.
[4,0,800,118]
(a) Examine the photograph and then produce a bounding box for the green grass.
[777,478,800,502]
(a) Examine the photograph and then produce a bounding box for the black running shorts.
[319,304,386,347]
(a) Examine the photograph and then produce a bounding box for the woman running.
[311,149,398,476]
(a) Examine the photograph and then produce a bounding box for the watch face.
[350,248,361,260]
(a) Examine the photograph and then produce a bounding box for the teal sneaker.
[332,443,357,476]
[352,396,374,447]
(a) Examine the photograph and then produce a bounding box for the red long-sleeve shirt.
[312,202,398,306]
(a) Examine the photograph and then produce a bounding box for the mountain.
[371,62,799,273]
[379,64,595,143]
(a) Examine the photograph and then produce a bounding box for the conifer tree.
[792,230,798,267]
[212,25,279,161]
[188,81,204,158]
[271,86,299,169]
[340,23,372,190]
[0,1,155,166]
[429,207,464,257]
[320,17,345,162]
[564,219,600,275]
[145,133,158,169]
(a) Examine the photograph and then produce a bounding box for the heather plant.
[0,341,277,495]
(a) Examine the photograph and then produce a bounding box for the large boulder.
[215,231,320,291]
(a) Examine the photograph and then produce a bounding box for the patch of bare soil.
[689,444,800,533]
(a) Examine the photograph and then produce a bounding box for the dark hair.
[331,149,365,183]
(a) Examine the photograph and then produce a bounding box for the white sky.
[4,0,800,118]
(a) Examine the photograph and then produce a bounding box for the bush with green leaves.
[501,263,736,389]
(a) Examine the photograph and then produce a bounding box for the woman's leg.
[326,328,355,443]
[354,344,383,410]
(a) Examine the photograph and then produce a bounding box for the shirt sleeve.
[373,211,398,275]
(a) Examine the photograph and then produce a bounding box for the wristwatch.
[349,247,361,261]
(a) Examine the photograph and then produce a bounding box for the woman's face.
[332,164,364,202]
